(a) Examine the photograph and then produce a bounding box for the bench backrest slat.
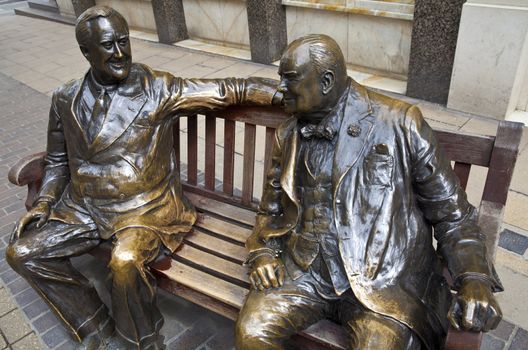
[482,120,523,206]
[223,119,236,196]
[435,131,495,167]
[242,123,257,206]
[453,162,471,191]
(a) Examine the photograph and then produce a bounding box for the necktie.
[87,88,108,143]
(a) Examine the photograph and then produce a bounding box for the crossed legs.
[6,221,164,349]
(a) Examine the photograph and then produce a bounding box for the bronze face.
[278,44,324,118]
[80,15,131,85]
[278,37,347,123]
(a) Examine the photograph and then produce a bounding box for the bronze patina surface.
[235,35,503,350]
[5,6,278,350]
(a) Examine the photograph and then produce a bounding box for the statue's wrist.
[245,248,279,266]
[35,196,54,206]
[457,272,493,291]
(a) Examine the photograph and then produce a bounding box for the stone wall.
[182,0,250,49]
[285,4,412,77]
[447,0,528,120]
[95,0,157,32]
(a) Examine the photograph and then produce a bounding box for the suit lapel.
[69,72,90,146]
[89,66,147,155]
[332,80,375,196]
[280,120,299,206]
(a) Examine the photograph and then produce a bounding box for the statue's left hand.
[448,278,502,332]
[10,201,50,244]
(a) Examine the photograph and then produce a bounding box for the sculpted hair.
[291,34,347,78]
[75,6,127,46]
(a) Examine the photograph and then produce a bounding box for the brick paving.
[0,5,527,350]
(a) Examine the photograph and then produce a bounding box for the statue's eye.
[101,41,113,50]
[118,38,128,46]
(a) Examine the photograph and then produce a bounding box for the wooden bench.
[8,106,524,349]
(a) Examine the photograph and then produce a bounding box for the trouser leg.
[235,281,330,350]
[108,228,163,349]
[6,221,107,342]
[339,296,423,350]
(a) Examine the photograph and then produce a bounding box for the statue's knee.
[108,249,140,278]
[6,241,29,273]
[235,312,271,349]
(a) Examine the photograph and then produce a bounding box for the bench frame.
[8,106,524,349]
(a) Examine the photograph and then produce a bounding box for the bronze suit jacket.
[38,63,277,251]
[246,80,502,350]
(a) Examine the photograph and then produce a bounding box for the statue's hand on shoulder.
[10,201,50,243]
[249,254,285,291]
[448,278,502,332]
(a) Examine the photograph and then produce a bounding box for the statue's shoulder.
[134,62,176,91]
[365,88,415,123]
[50,76,84,106]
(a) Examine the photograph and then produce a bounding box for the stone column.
[71,0,95,17]
[406,0,466,104]
[447,0,528,121]
[151,0,188,44]
[246,0,287,64]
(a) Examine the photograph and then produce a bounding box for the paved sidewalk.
[0,8,527,350]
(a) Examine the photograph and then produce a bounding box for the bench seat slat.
[195,213,252,244]
[184,229,247,264]
[185,192,256,226]
[153,259,247,309]
[175,244,250,287]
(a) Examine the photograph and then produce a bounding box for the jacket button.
[119,193,125,199]
[336,199,341,204]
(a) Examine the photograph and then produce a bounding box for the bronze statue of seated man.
[6,6,278,350]
[235,34,503,350]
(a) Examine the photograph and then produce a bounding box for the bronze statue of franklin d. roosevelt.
[6,6,279,349]
[235,35,503,350]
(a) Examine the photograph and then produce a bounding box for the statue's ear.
[321,70,335,95]
[79,45,90,61]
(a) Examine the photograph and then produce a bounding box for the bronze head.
[278,34,348,122]
[76,6,131,85]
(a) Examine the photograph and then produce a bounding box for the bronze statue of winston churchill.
[235,35,503,350]
[6,6,278,349]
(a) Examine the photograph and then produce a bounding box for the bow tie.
[300,124,336,140]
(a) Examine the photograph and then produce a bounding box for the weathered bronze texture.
[236,34,503,350]
[5,6,278,350]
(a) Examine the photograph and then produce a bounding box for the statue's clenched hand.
[249,254,285,291]
[448,278,502,332]
[10,201,50,243]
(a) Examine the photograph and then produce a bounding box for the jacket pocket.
[287,232,320,271]
[364,152,394,187]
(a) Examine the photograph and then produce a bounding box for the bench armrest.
[8,152,46,210]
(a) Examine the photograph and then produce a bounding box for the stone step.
[14,6,74,25]
[0,0,27,5]
[27,0,58,13]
